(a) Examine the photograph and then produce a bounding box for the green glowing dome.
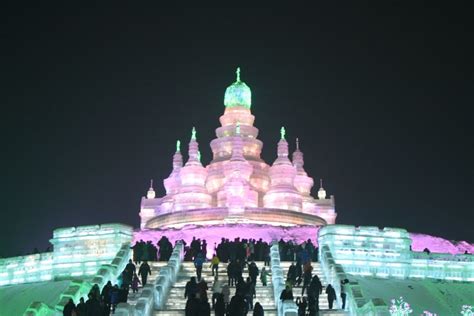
[224,67,252,109]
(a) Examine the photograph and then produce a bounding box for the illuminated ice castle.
[1,68,473,316]
[140,67,336,230]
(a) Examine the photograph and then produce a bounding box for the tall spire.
[296,137,300,151]
[186,126,202,166]
[176,140,181,152]
[236,67,241,82]
[280,126,286,140]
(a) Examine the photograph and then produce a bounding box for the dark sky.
[1,3,472,257]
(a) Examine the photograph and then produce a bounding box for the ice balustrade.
[115,241,184,316]
[270,242,298,316]
[0,224,134,288]
[24,242,132,316]
[319,245,389,316]
[0,252,54,286]
[318,225,474,282]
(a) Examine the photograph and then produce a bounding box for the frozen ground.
[349,274,474,315]
[0,280,70,316]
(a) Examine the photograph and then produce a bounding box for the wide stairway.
[279,261,348,316]
[127,261,168,306]
[155,261,277,316]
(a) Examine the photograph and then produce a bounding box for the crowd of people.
[62,236,344,315]
[131,236,174,262]
[279,255,348,316]
[62,259,152,316]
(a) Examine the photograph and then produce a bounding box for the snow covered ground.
[0,280,70,316]
[349,274,474,315]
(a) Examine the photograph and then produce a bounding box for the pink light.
[134,224,321,258]
[410,233,474,255]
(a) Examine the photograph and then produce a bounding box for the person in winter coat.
[109,285,120,313]
[326,284,337,309]
[214,293,226,316]
[194,252,205,281]
[131,273,141,293]
[301,263,313,296]
[253,302,264,316]
[210,254,220,276]
[260,267,270,286]
[185,277,198,299]
[296,297,307,316]
[221,283,231,306]
[76,297,86,316]
[211,275,222,309]
[280,285,294,301]
[138,261,151,286]
[287,262,297,286]
[63,298,76,316]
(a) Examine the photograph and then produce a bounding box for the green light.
[224,67,251,109]
[191,127,196,140]
[197,150,201,162]
[176,140,181,152]
[280,126,286,140]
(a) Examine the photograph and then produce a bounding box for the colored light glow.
[224,68,252,108]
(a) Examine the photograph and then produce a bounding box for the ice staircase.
[279,261,349,316]
[154,261,277,316]
[126,261,168,306]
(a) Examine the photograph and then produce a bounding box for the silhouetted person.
[296,297,307,316]
[185,277,198,299]
[131,273,141,293]
[63,298,75,316]
[85,293,101,316]
[101,281,112,312]
[228,293,246,316]
[76,297,86,316]
[126,259,136,274]
[214,294,226,316]
[253,302,264,316]
[109,285,120,313]
[326,284,337,309]
[248,261,259,285]
[138,261,151,285]
[340,279,348,309]
[260,267,269,286]
[185,294,199,316]
[287,262,297,286]
[280,285,294,301]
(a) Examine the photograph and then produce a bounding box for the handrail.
[270,242,298,316]
[115,241,184,316]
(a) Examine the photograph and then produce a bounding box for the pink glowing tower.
[139,68,336,230]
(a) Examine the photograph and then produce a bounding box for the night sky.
[1,4,472,257]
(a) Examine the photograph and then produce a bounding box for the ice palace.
[0,69,473,316]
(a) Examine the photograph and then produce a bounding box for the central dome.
[224,67,252,109]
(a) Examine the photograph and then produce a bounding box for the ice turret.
[163,140,183,195]
[146,179,156,199]
[263,127,302,211]
[292,138,315,195]
[173,127,212,211]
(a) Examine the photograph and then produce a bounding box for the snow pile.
[0,280,70,316]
